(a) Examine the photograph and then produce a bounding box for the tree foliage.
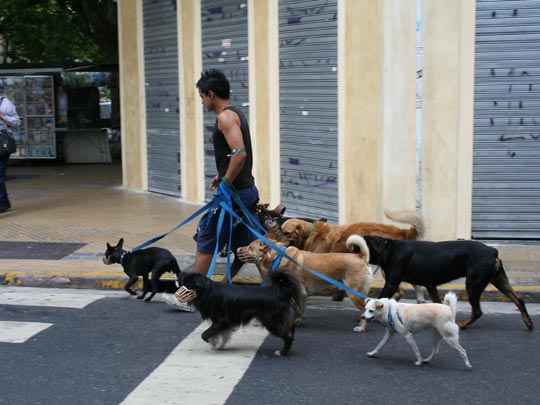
[0,0,117,64]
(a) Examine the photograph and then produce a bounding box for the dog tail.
[269,269,303,306]
[384,209,425,240]
[443,291,458,320]
[345,234,370,264]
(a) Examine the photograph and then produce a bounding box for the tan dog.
[361,292,472,369]
[275,209,425,302]
[245,234,373,332]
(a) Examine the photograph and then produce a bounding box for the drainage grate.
[0,241,87,260]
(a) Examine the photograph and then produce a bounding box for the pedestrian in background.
[0,95,20,213]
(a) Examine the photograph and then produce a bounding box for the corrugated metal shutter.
[279,0,339,223]
[142,0,181,196]
[201,0,249,202]
[473,0,540,239]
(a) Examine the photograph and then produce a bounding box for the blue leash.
[130,200,219,252]
[216,184,370,300]
[127,180,371,299]
[260,245,286,287]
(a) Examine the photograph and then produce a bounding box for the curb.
[3,270,540,305]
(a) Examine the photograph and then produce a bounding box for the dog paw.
[144,297,152,302]
[274,350,282,357]
[136,296,144,300]
[415,361,423,366]
[366,351,377,358]
[353,326,366,333]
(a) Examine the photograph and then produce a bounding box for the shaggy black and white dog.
[177,269,302,356]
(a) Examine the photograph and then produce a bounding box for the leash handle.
[221,181,267,235]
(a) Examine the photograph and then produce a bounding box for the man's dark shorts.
[196,186,260,255]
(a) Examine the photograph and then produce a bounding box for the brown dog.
[275,209,425,302]
[245,234,373,332]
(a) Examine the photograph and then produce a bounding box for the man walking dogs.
[0,95,20,213]
[164,69,260,311]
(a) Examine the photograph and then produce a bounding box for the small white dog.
[362,292,472,369]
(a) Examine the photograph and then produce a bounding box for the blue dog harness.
[386,302,405,333]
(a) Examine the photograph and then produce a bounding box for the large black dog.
[364,236,534,330]
[103,238,181,302]
[177,269,302,356]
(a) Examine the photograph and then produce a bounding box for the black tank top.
[212,106,255,189]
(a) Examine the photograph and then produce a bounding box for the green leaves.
[0,0,116,63]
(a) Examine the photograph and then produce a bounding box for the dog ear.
[375,301,384,310]
[267,221,283,240]
[106,242,112,249]
[117,238,124,248]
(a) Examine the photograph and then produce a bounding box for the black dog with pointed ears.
[177,269,302,356]
[103,238,181,302]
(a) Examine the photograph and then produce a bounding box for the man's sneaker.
[163,293,196,312]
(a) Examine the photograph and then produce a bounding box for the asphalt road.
[1,287,540,405]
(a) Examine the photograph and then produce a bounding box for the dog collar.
[271,246,287,272]
[120,251,129,265]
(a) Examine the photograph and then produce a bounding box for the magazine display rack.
[0,75,56,159]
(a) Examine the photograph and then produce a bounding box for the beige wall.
[380,0,417,217]
[248,0,280,207]
[422,0,475,240]
[338,0,383,223]
[178,0,204,202]
[118,0,146,190]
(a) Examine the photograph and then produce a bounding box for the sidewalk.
[1,162,540,303]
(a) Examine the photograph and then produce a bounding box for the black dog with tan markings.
[364,236,534,330]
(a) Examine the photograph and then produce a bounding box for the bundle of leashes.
[130,180,369,299]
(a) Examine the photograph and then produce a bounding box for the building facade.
[117,0,540,242]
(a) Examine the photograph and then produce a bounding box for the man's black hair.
[196,69,230,99]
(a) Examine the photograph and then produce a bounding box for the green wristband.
[227,148,246,157]
[222,176,233,187]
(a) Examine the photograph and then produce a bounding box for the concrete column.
[422,0,475,240]
[338,0,383,223]
[248,0,280,206]
[178,0,204,202]
[118,0,147,190]
[456,0,476,239]
[380,0,417,215]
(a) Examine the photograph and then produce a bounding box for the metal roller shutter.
[201,0,249,201]
[279,0,339,223]
[473,0,540,239]
[143,0,181,196]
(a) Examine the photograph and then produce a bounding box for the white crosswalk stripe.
[0,287,107,308]
[0,287,109,344]
[120,321,269,405]
[1,287,270,403]
[0,321,53,343]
